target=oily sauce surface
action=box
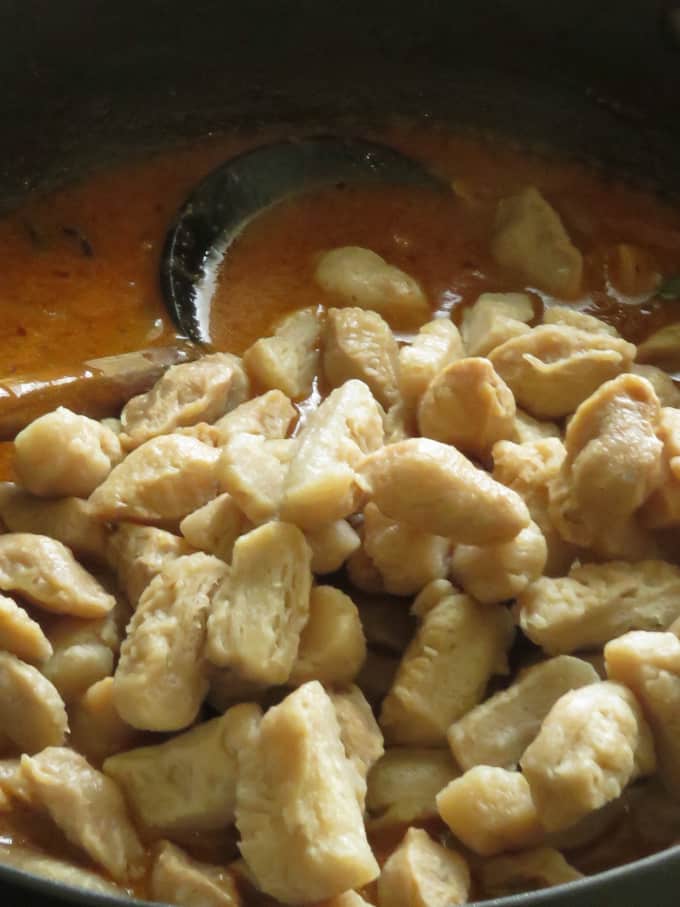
[1,122,680,895]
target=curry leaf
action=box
[658,275,680,300]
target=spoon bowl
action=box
[161,136,449,343]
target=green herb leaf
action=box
[658,275,680,300]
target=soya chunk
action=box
[213,389,296,443]
[104,705,260,833]
[437,767,542,856]
[106,523,194,607]
[641,406,680,528]
[206,522,312,684]
[549,374,662,556]
[605,631,680,796]
[377,827,470,907]
[0,843,123,895]
[0,484,109,563]
[69,677,139,763]
[218,435,295,523]
[489,325,636,419]
[517,560,680,654]
[380,592,514,745]
[492,438,575,576]
[243,307,321,400]
[478,847,582,898]
[120,352,249,449]
[281,380,384,531]
[461,292,533,357]
[491,187,583,297]
[89,433,220,525]
[448,656,600,771]
[20,747,143,882]
[235,681,379,903]
[512,410,561,445]
[520,681,656,831]
[42,600,129,701]
[360,438,530,545]
[0,534,115,618]
[114,553,228,731]
[361,502,450,597]
[289,586,366,687]
[315,246,429,328]
[450,520,547,605]
[330,685,384,782]
[418,357,515,460]
[14,407,122,498]
[631,364,680,408]
[323,307,401,409]
[0,594,52,663]
[543,305,619,336]
[150,841,241,907]
[0,652,67,753]
[366,748,458,831]
[399,319,464,416]
[180,493,248,562]
[306,520,361,575]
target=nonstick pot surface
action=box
[0,1,679,905]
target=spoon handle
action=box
[0,344,199,440]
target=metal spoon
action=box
[160,136,449,343]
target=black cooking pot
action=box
[1,1,679,905]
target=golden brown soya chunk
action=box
[180,492,248,563]
[235,681,379,904]
[0,843,123,895]
[489,325,636,420]
[329,685,384,783]
[0,593,51,664]
[491,186,583,297]
[450,520,547,605]
[360,438,530,545]
[89,434,220,525]
[361,502,450,597]
[0,651,67,753]
[437,766,542,856]
[0,533,115,618]
[212,388,296,443]
[315,246,430,327]
[0,483,109,563]
[605,631,680,796]
[631,364,680,408]
[120,352,249,449]
[543,305,619,336]
[20,747,144,882]
[492,437,575,576]
[150,840,241,907]
[114,552,228,731]
[280,379,384,531]
[512,409,561,444]
[478,847,583,899]
[14,407,122,498]
[366,747,458,831]
[378,827,470,907]
[104,704,260,834]
[418,357,516,460]
[206,522,312,685]
[448,655,600,771]
[306,519,361,574]
[517,560,680,654]
[549,374,662,557]
[380,592,514,745]
[218,435,295,523]
[106,523,194,607]
[323,307,401,409]
[289,586,366,687]
[243,307,321,399]
[398,319,464,416]
[69,677,139,763]
[520,681,656,832]
[641,406,680,528]
[461,292,533,357]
